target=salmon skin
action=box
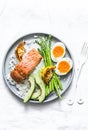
[10,48,42,83]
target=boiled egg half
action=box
[55,57,73,76]
[51,42,65,62]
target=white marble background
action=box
[1,0,88,129]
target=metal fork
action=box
[67,42,88,105]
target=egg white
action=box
[51,42,65,62]
[55,57,73,76]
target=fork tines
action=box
[81,42,88,58]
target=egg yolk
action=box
[53,46,64,58]
[58,61,70,73]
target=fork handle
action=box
[76,82,84,104]
[67,63,84,105]
[75,63,85,104]
[76,63,84,84]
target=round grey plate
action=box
[2,33,74,103]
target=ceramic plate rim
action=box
[2,32,74,104]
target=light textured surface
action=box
[1,0,88,129]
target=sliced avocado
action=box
[35,70,45,102]
[24,75,35,103]
[31,89,41,99]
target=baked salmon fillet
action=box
[10,48,42,83]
